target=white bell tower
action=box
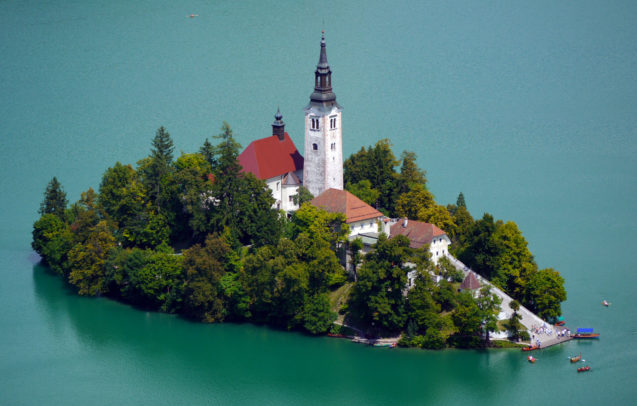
[303,31,343,198]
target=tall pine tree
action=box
[39,177,68,220]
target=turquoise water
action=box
[1,0,636,404]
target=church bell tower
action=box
[303,31,343,198]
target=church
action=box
[237,33,450,267]
[238,31,343,212]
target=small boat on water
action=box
[573,328,600,339]
[602,300,610,307]
[528,356,536,363]
[570,353,582,363]
[522,345,539,352]
[373,342,396,348]
[554,316,566,326]
[577,366,591,373]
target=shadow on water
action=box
[30,263,529,404]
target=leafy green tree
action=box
[199,138,217,169]
[292,185,314,206]
[406,271,441,332]
[395,184,434,219]
[506,300,523,340]
[32,214,74,275]
[303,293,336,334]
[348,234,411,334]
[344,139,400,214]
[68,188,101,243]
[271,263,309,327]
[457,213,502,280]
[141,126,175,212]
[349,237,363,280]
[450,291,483,348]
[346,180,380,206]
[126,245,183,312]
[422,327,446,349]
[67,220,117,296]
[182,234,233,322]
[475,286,501,345]
[490,221,536,296]
[449,205,474,245]
[39,177,68,220]
[456,192,466,208]
[524,268,566,319]
[398,151,427,193]
[417,204,456,235]
[105,247,152,298]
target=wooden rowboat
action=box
[577,366,591,373]
[570,353,581,363]
[522,345,539,352]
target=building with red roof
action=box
[238,109,304,212]
[389,218,451,264]
[310,188,384,236]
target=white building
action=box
[388,218,452,288]
[303,31,344,197]
[238,109,304,213]
[310,188,385,237]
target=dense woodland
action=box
[32,123,566,349]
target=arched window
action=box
[312,143,318,151]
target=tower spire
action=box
[272,107,285,140]
[309,30,338,107]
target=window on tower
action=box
[330,143,335,150]
[312,143,318,151]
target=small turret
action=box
[272,107,285,140]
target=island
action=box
[31,33,566,350]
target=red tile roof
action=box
[389,219,446,249]
[238,133,303,180]
[310,188,384,224]
[460,272,481,290]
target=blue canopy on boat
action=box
[577,328,594,333]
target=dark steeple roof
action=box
[272,107,285,140]
[308,31,340,110]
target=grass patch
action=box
[490,340,526,349]
[329,282,354,313]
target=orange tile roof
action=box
[389,219,447,249]
[460,271,481,290]
[238,133,303,180]
[310,188,383,224]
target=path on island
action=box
[446,254,571,349]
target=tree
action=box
[490,221,536,296]
[450,292,483,348]
[199,138,216,169]
[456,192,466,208]
[144,126,174,211]
[32,214,74,275]
[39,177,68,220]
[417,204,456,235]
[475,286,501,345]
[349,237,363,280]
[126,245,183,312]
[506,300,523,340]
[347,234,411,334]
[182,234,233,322]
[292,185,314,207]
[398,151,427,194]
[524,268,566,320]
[67,220,117,296]
[346,180,380,206]
[395,184,434,219]
[303,293,336,334]
[343,139,400,214]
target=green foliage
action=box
[143,126,175,212]
[32,214,74,275]
[524,268,566,319]
[67,220,117,296]
[399,151,426,188]
[39,177,68,220]
[182,234,232,322]
[456,192,466,208]
[303,293,336,334]
[450,292,483,348]
[292,185,314,207]
[417,204,456,235]
[475,286,502,344]
[343,139,400,214]
[346,180,380,206]
[395,184,434,220]
[348,235,411,334]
